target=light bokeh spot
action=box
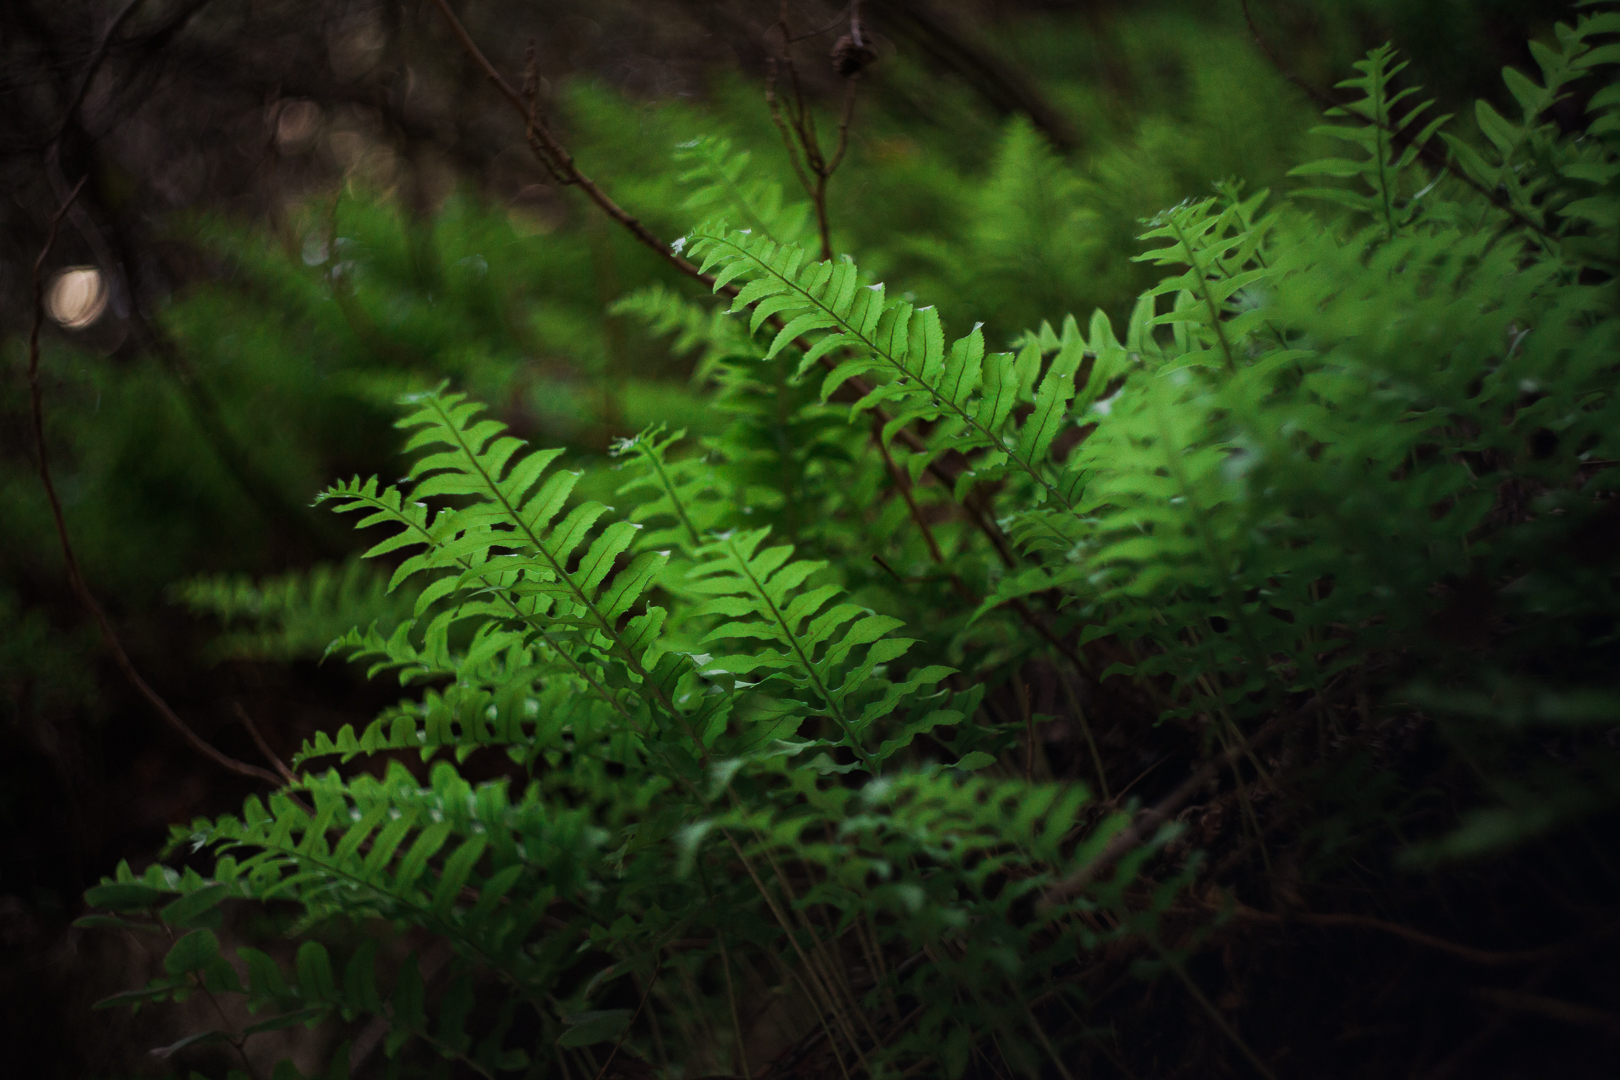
[46,267,107,330]
[276,100,322,153]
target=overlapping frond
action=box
[684,225,1133,519]
[314,388,721,757]
[1287,44,1452,234]
[675,134,812,246]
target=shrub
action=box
[83,10,1620,1079]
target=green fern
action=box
[82,29,1620,1080]
[171,558,413,662]
[1287,43,1452,235]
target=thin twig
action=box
[765,3,864,261]
[55,0,152,141]
[1020,1000,1079,1080]
[1041,694,1330,909]
[724,829,861,1072]
[28,179,281,789]
[1202,895,1608,967]
[828,76,861,178]
[429,0,706,281]
[194,973,267,1080]
[233,702,295,784]
[591,962,663,1080]
[1150,937,1280,1080]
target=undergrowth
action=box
[79,8,1620,1079]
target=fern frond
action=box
[1134,184,1288,371]
[316,388,727,762]
[683,527,953,770]
[1288,44,1453,235]
[685,226,1100,519]
[614,425,732,554]
[675,134,811,246]
[171,557,414,662]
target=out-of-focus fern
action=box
[1287,44,1453,235]
[676,135,811,247]
[172,558,413,662]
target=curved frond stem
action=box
[1163,212,1238,374]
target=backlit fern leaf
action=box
[686,527,954,769]
[685,225,1115,517]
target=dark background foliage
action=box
[2,2,1611,1078]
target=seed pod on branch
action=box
[831,31,875,77]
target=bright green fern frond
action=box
[316,388,726,762]
[1134,184,1287,371]
[613,425,733,554]
[684,225,1092,518]
[683,526,953,770]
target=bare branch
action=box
[55,0,151,141]
[428,0,707,281]
[28,179,282,788]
